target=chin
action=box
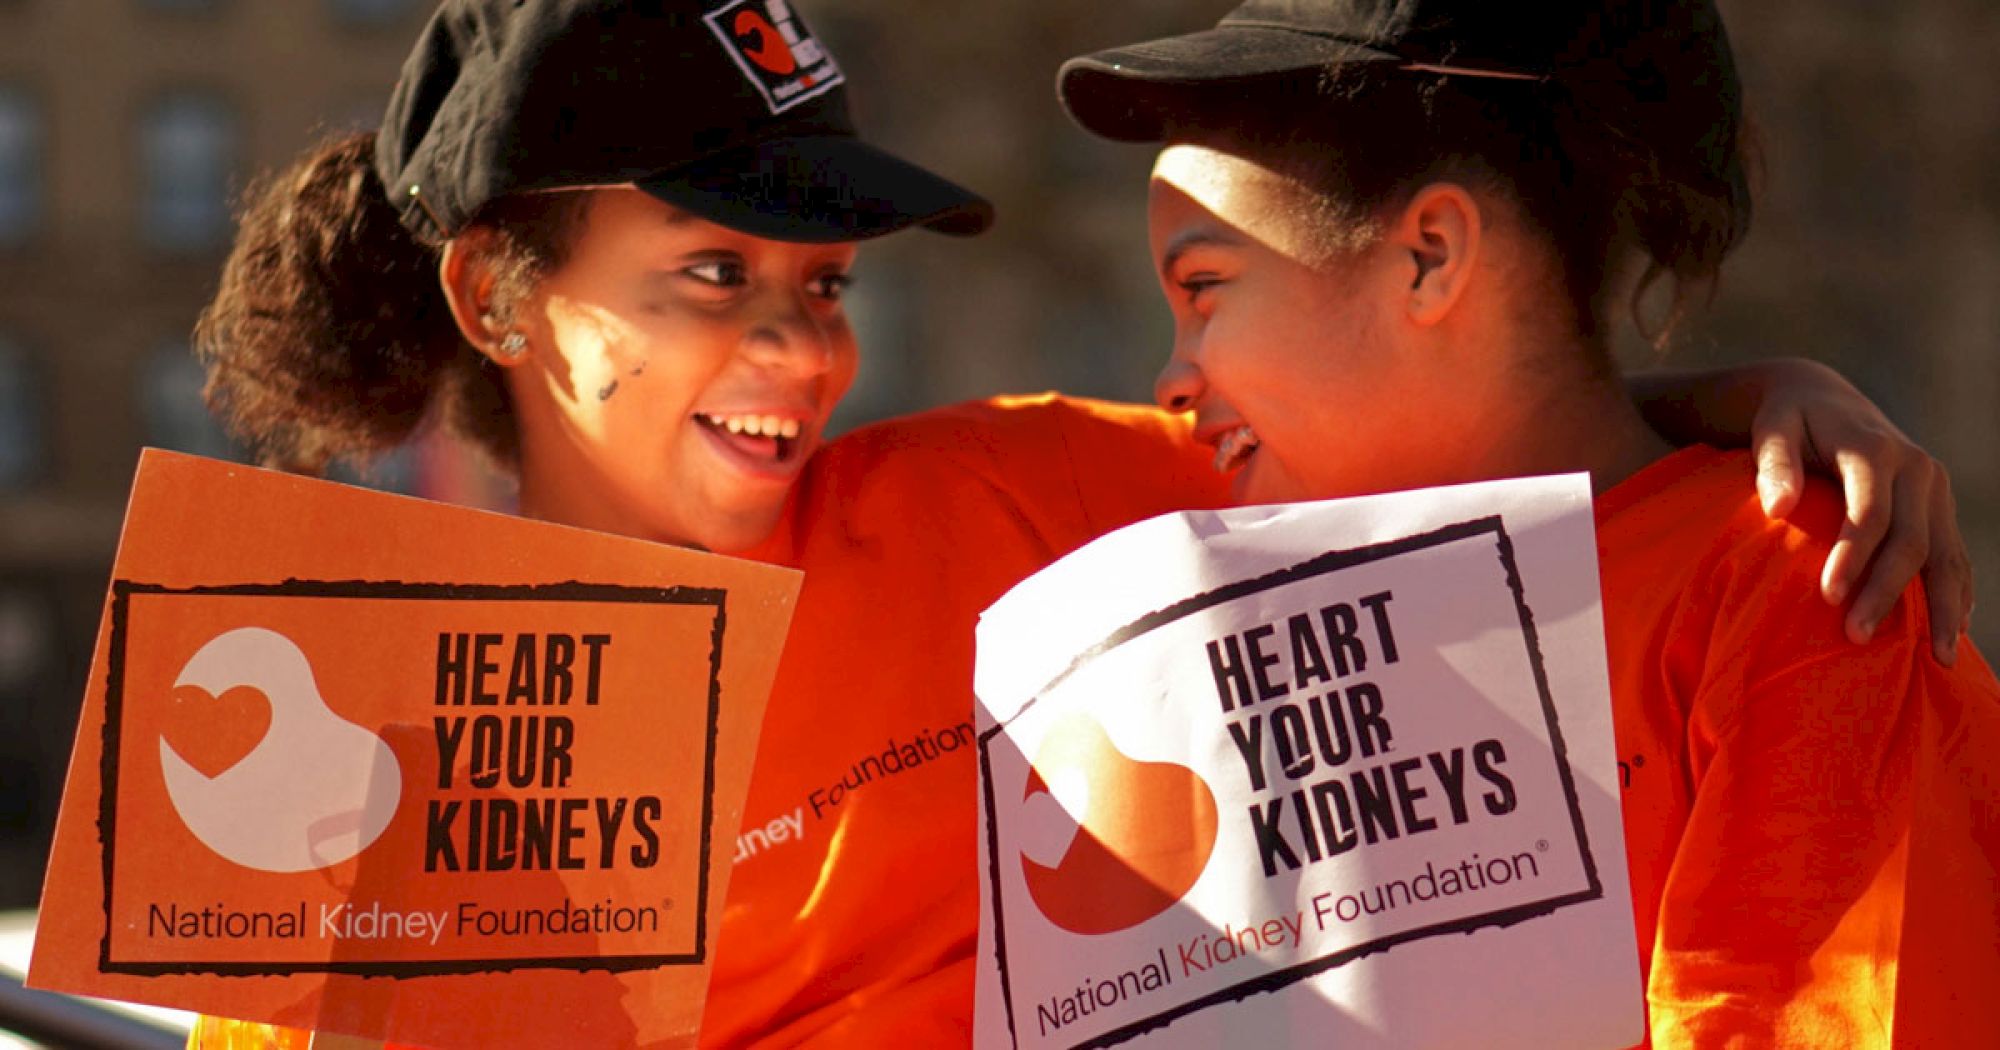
[681,501,787,555]
[1234,461,1310,507]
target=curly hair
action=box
[194,131,590,473]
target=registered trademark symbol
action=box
[1535,839,1550,852]
[661,898,674,911]
[1632,754,1645,768]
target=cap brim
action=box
[1060,26,1398,142]
[637,136,993,244]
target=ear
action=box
[1387,182,1482,327]
[438,231,522,366]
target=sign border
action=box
[97,578,730,979]
[977,516,1606,1048]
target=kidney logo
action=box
[730,8,797,75]
[1020,713,1219,935]
[158,627,401,873]
[703,0,845,115]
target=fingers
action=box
[1921,473,1973,665]
[1822,447,1894,609]
[1751,406,1806,518]
[1838,485,1926,646]
[1923,558,1968,666]
[1765,368,1968,657]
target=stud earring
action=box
[496,331,529,360]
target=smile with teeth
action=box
[697,413,802,440]
[694,411,807,467]
[1214,425,1261,474]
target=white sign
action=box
[973,475,1642,1050]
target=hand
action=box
[1749,361,1973,664]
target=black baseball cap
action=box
[1058,0,1745,197]
[377,0,993,244]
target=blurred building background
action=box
[0,0,1993,909]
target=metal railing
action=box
[0,971,182,1050]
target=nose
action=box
[1154,356,1205,415]
[740,296,836,378]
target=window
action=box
[0,583,60,857]
[140,92,237,253]
[0,87,40,245]
[139,341,241,460]
[0,338,46,489]
[327,0,416,28]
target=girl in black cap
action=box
[1060,0,1998,1043]
[189,0,1973,1047]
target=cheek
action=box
[1205,306,1322,419]
[601,315,738,404]
[1209,301,1375,482]
[825,328,861,407]
[539,304,643,401]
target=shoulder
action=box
[828,393,1192,464]
[808,394,1110,507]
[1604,447,1931,728]
[1605,446,1851,612]
[1672,449,1855,633]
[784,395,1122,561]
[810,394,1225,552]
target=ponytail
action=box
[1617,113,1757,350]
[196,131,515,472]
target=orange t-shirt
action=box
[1598,444,2000,1048]
[710,435,2000,1047]
[188,416,1999,1048]
[700,395,1224,1046]
[187,394,1222,1050]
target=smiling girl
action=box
[442,189,862,552]
[1059,0,2000,1043]
[184,1,1979,1046]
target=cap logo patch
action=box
[705,0,845,115]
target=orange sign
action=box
[31,450,801,1049]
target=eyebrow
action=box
[1160,229,1244,274]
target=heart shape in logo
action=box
[1021,713,1220,935]
[162,683,273,780]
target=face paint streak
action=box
[598,380,619,402]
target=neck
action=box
[1505,371,1671,494]
[513,433,781,556]
[1474,341,1672,495]
[514,448,647,539]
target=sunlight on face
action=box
[1148,144,1416,506]
[1151,145,1331,268]
[505,188,860,552]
